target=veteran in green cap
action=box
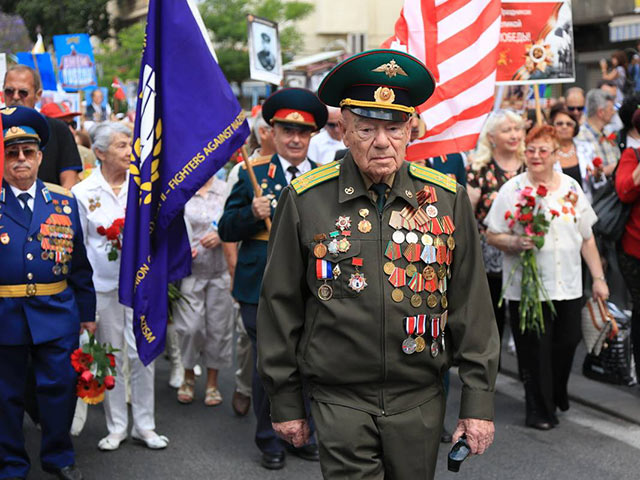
[256,50,499,479]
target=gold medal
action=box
[406,264,417,277]
[337,237,351,253]
[318,283,333,301]
[423,265,436,281]
[313,243,328,258]
[55,206,62,213]
[437,265,447,279]
[447,236,456,250]
[0,233,9,245]
[422,234,433,246]
[410,294,422,308]
[37,233,43,241]
[359,208,370,218]
[415,336,426,353]
[358,219,372,233]
[427,293,438,308]
[41,251,49,260]
[391,288,404,303]
[441,294,448,309]
[383,261,396,275]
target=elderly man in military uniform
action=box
[219,88,327,470]
[256,50,499,479]
[0,106,96,480]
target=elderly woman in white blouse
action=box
[484,125,609,431]
[72,122,168,451]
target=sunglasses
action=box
[554,121,575,128]
[3,87,31,99]
[326,122,339,129]
[5,145,38,160]
[567,105,584,112]
[66,120,77,129]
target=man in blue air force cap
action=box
[0,106,96,480]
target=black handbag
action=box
[591,149,636,242]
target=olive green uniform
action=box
[257,153,499,479]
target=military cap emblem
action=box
[372,59,408,78]
[373,87,395,105]
[2,107,16,115]
[285,111,303,122]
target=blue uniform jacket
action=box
[219,154,316,304]
[0,179,96,345]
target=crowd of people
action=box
[1,45,640,480]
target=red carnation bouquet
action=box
[501,184,559,334]
[71,334,118,405]
[97,217,125,261]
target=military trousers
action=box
[0,333,78,478]
[310,393,444,480]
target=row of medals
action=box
[311,186,455,358]
[39,213,74,276]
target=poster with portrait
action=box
[497,0,575,85]
[247,15,283,85]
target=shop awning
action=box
[609,15,640,42]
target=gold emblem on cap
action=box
[372,59,408,78]
[1,107,17,115]
[285,111,303,121]
[373,87,395,105]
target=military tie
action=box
[287,165,299,182]
[370,183,388,214]
[17,192,33,223]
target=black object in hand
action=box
[447,434,470,472]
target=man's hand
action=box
[272,419,310,448]
[252,195,272,220]
[452,418,494,455]
[200,231,221,249]
[80,322,97,336]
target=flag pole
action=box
[241,145,272,232]
[533,84,543,126]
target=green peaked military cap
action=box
[317,49,435,122]
[262,87,328,131]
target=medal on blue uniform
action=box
[0,232,9,245]
[316,259,334,301]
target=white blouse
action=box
[484,172,597,301]
[72,168,128,293]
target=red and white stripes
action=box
[382,0,501,159]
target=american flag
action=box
[382,0,501,159]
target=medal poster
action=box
[496,0,575,85]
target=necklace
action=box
[556,147,576,159]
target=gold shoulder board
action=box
[408,163,457,193]
[241,155,272,169]
[291,161,341,195]
[43,182,73,198]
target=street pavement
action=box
[23,331,640,480]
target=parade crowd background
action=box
[2,0,640,478]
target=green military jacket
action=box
[257,152,499,423]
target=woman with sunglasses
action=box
[550,104,603,201]
[484,125,609,431]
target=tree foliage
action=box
[0,13,33,55]
[94,22,145,86]
[199,0,314,85]
[0,0,111,43]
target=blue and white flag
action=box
[119,0,250,365]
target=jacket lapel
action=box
[0,180,30,229]
[29,180,52,236]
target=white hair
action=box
[90,121,132,154]
[469,110,525,171]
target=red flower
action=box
[113,218,125,229]
[96,226,106,235]
[106,353,116,368]
[105,225,120,240]
[80,370,94,383]
[520,212,533,222]
[104,375,116,390]
[592,157,603,168]
[76,378,106,399]
[526,196,536,207]
[70,349,93,373]
[504,210,513,220]
[536,185,548,197]
[550,209,560,217]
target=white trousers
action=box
[96,290,155,435]
[173,274,234,370]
